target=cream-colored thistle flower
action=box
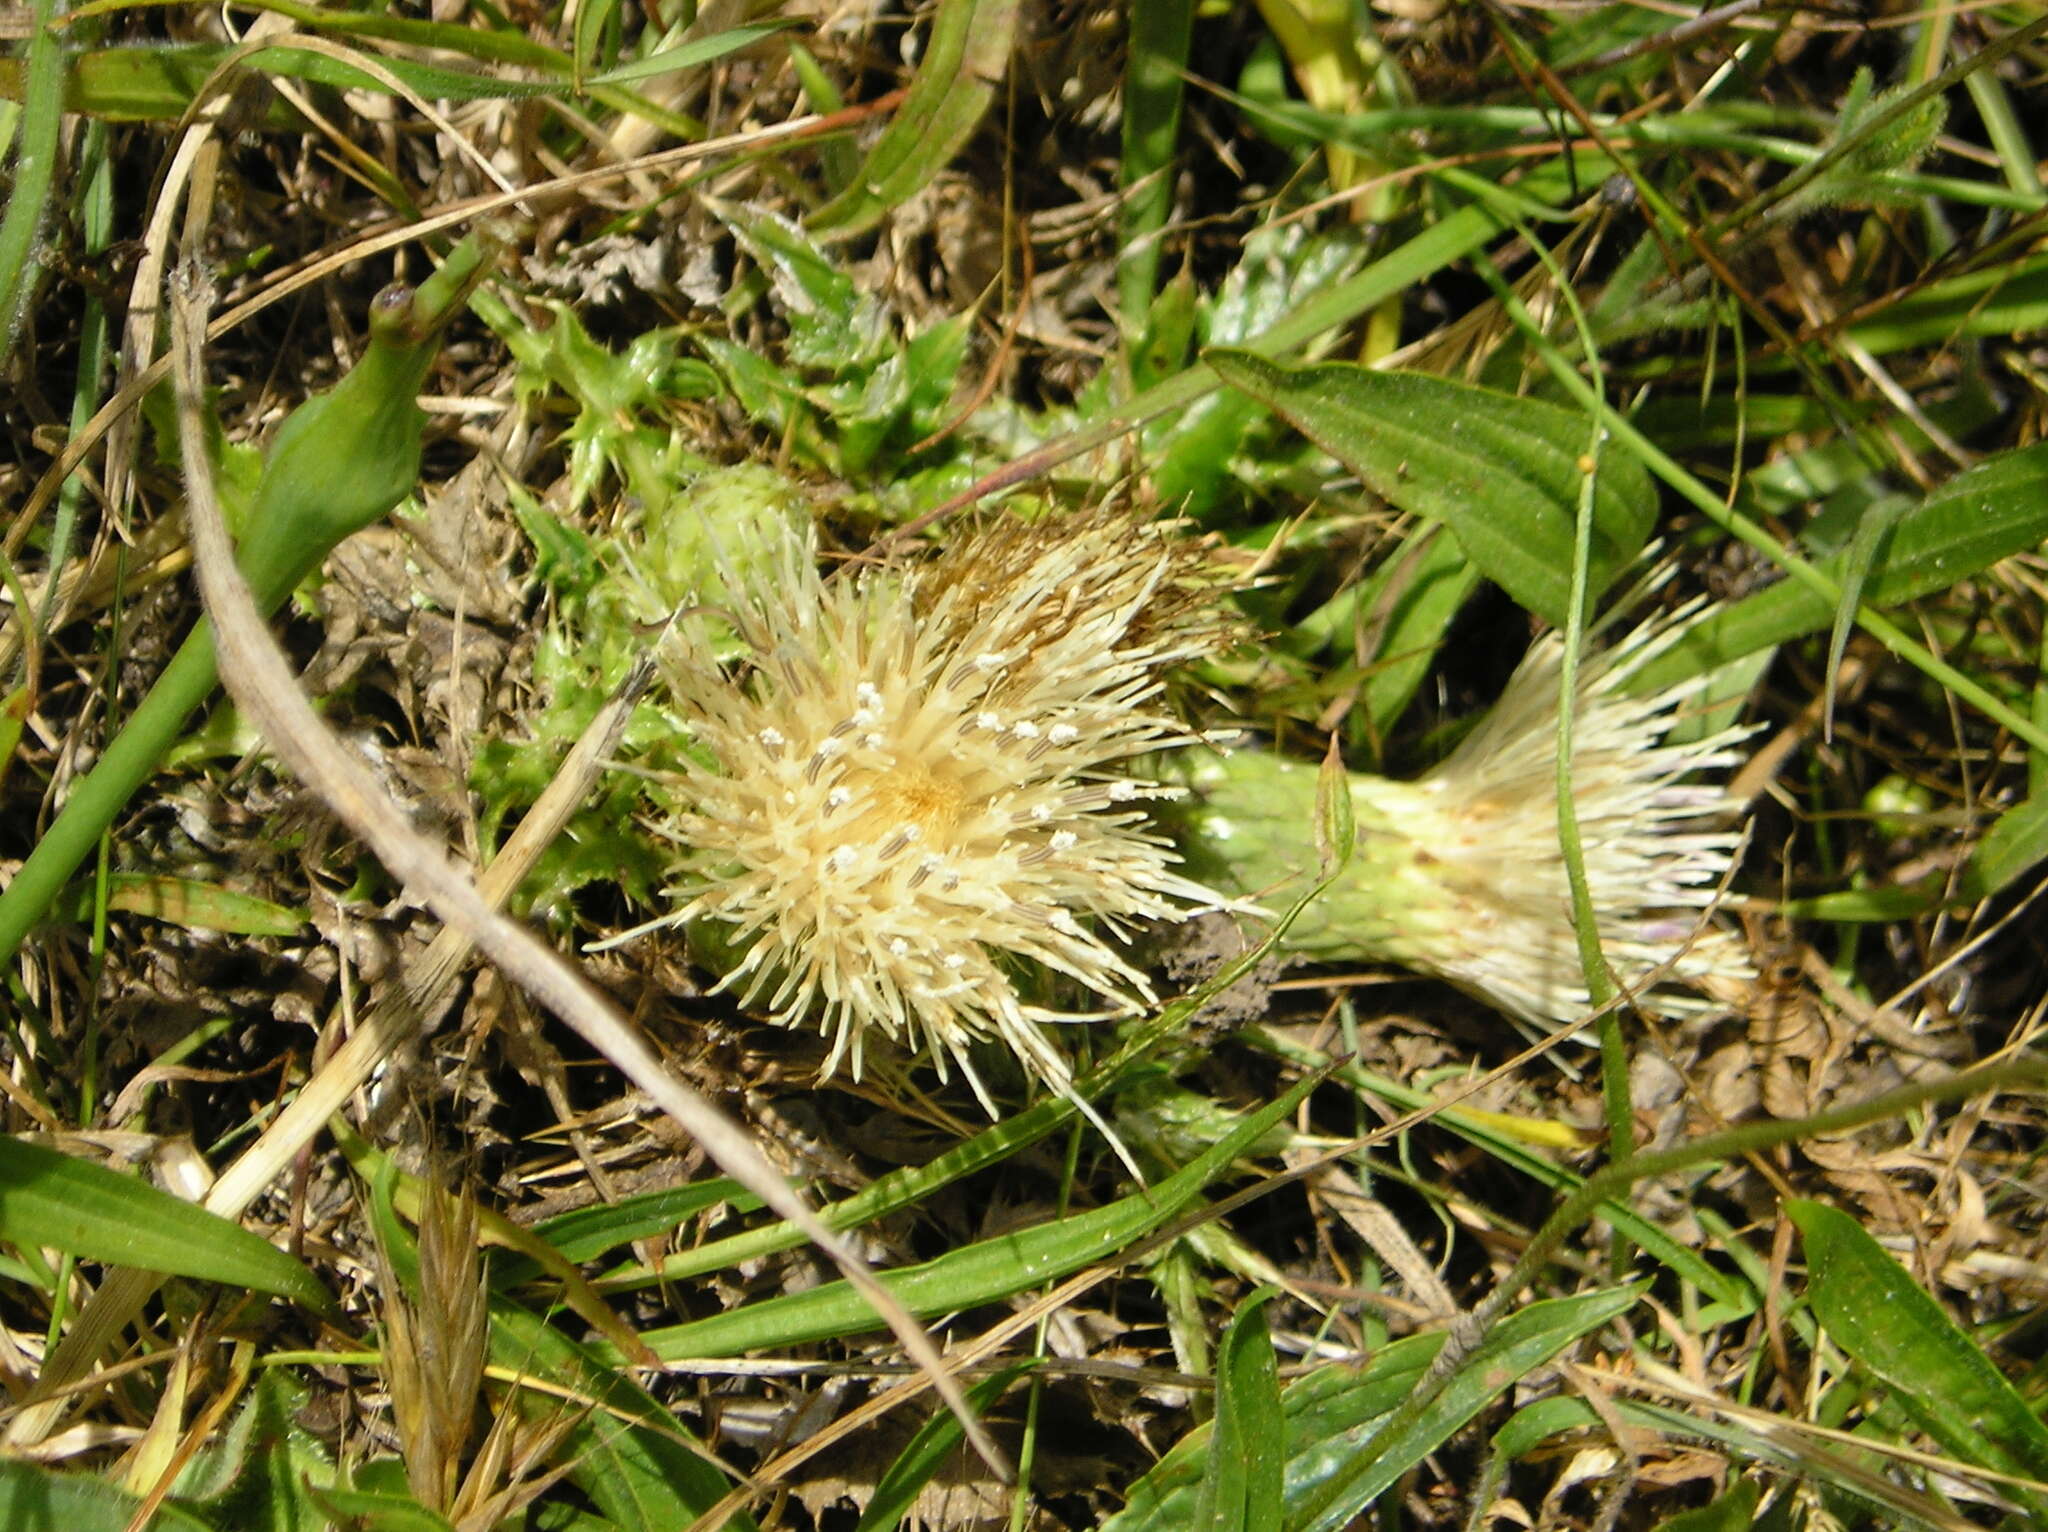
[1179,599,1754,1027]
[635,509,1241,1105]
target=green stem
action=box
[0,233,499,972]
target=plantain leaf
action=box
[1207,349,1654,623]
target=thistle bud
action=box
[1177,606,1754,1026]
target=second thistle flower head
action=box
[1180,597,1754,1028]
[645,507,1241,1104]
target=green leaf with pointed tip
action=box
[854,1365,1034,1532]
[1789,1198,2048,1520]
[54,873,306,938]
[0,1138,331,1318]
[0,1137,334,1314]
[1206,349,1654,623]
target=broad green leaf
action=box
[1105,1285,1640,1531]
[633,1071,1320,1360]
[1206,349,1655,623]
[1194,1288,1283,1532]
[0,1462,216,1532]
[1641,440,2048,690]
[853,1365,1033,1532]
[809,0,1020,236]
[0,1137,334,1314]
[1789,1198,2048,1519]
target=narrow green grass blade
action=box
[584,24,796,88]
[0,0,64,360]
[1288,1285,1642,1532]
[1106,1286,1640,1530]
[1820,492,1911,739]
[1639,439,2048,690]
[507,1178,752,1276]
[808,0,1020,236]
[0,1137,334,1313]
[633,1071,1320,1361]
[1194,1288,1283,1532]
[571,0,621,84]
[6,30,775,123]
[1118,0,1197,343]
[852,1364,1033,1532]
[1789,1198,2048,1518]
[51,873,306,938]
[1206,350,1654,624]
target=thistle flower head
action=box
[1183,598,1754,1027]
[640,508,1240,1104]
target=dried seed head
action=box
[640,508,1242,1105]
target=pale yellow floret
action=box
[642,509,1241,1108]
